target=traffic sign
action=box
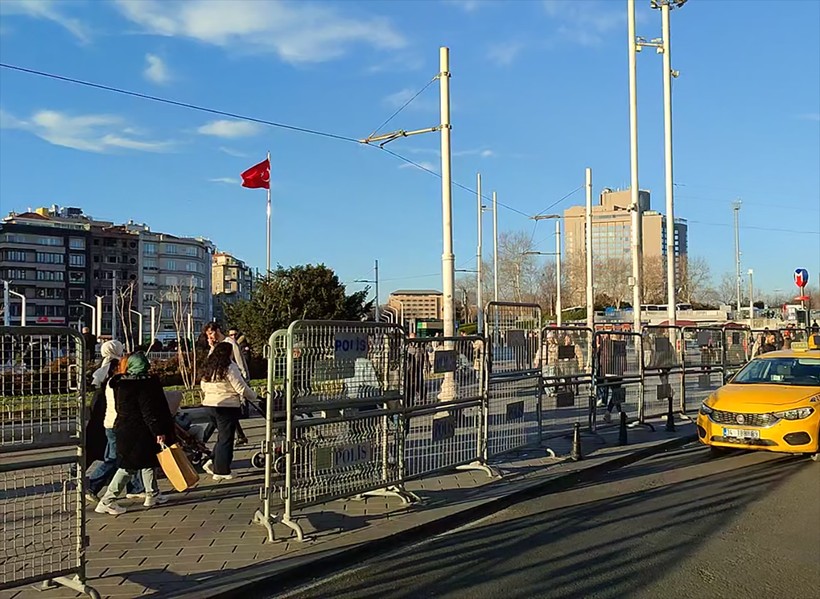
[794,268,809,288]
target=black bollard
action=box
[618,411,628,446]
[571,422,583,461]
[665,396,676,432]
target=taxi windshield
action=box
[732,357,820,386]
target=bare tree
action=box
[679,256,713,304]
[641,255,666,305]
[715,272,738,305]
[115,280,137,353]
[166,278,197,389]
[595,257,632,309]
[498,231,539,302]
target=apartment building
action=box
[212,252,254,324]
[387,290,444,321]
[0,208,91,326]
[563,188,688,281]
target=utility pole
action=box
[439,46,455,341]
[476,173,484,334]
[3,280,9,326]
[150,304,157,344]
[628,0,643,333]
[555,219,562,326]
[585,167,594,331]
[96,295,103,341]
[112,270,118,341]
[374,259,380,323]
[657,0,684,332]
[733,200,742,316]
[748,269,754,329]
[493,191,499,303]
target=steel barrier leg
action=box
[358,412,419,504]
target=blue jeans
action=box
[87,429,144,496]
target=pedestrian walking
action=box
[86,341,145,502]
[203,323,250,446]
[82,326,97,363]
[95,353,175,516]
[200,342,258,481]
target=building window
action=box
[2,250,28,262]
[107,255,118,263]
[183,246,198,257]
[69,254,85,267]
[4,268,28,279]
[163,243,178,255]
[69,238,85,250]
[68,288,84,300]
[37,270,64,282]
[69,271,86,284]
[36,287,65,299]
[144,274,157,285]
[186,262,201,273]
[165,275,179,287]
[144,242,158,255]
[36,252,64,264]
[144,258,158,269]
[166,259,177,271]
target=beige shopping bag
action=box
[157,443,199,492]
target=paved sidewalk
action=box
[1,415,696,599]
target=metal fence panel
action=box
[485,303,542,457]
[592,331,642,424]
[0,327,97,598]
[641,371,683,420]
[279,321,410,541]
[723,326,751,370]
[680,327,724,371]
[641,325,683,373]
[403,336,489,480]
[539,327,593,439]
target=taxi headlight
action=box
[772,407,814,420]
[699,402,714,416]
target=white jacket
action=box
[201,362,257,408]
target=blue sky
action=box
[1,0,818,301]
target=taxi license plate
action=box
[722,428,760,439]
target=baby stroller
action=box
[174,411,213,467]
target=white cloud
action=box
[218,146,249,157]
[447,0,484,12]
[209,177,239,184]
[143,53,171,84]
[0,108,173,153]
[0,0,90,43]
[453,147,496,158]
[797,113,820,122]
[543,0,624,46]
[114,0,406,63]
[197,120,260,138]
[383,88,437,113]
[487,41,524,66]
[399,160,438,173]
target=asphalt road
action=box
[270,444,820,599]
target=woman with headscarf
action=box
[86,340,145,502]
[95,352,175,516]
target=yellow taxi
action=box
[697,333,820,461]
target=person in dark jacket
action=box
[95,352,175,516]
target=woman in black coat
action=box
[95,352,175,516]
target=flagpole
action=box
[266,150,271,275]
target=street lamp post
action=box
[355,259,381,322]
[7,286,26,327]
[79,301,97,335]
[531,214,562,325]
[585,167,594,332]
[95,295,103,341]
[748,269,754,329]
[130,309,144,347]
[628,0,644,333]
[2,280,9,326]
[476,173,485,334]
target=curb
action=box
[169,433,697,599]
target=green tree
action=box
[224,264,373,353]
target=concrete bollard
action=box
[618,411,628,446]
[571,422,583,461]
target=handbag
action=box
[157,442,200,492]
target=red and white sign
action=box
[35,317,66,324]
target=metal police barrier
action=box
[253,328,289,542]
[538,326,594,440]
[402,335,494,480]
[680,326,724,413]
[262,321,412,542]
[748,328,809,358]
[592,330,643,428]
[641,325,684,420]
[0,327,99,598]
[723,326,752,379]
[485,302,543,457]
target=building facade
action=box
[387,290,444,321]
[563,188,688,288]
[1,206,217,343]
[212,252,254,325]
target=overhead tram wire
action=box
[0,62,534,220]
[528,184,585,244]
[367,76,438,139]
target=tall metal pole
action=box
[266,150,272,274]
[585,167,594,331]
[556,219,563,327]
[95,295,103,340]
[3,280,10,326]
[111,270,118,341]
[476,173,484,334]
[8,290,27,326]
[439,46,455,340]
[80,301,97,336]
[748,269,754,329]
[733,200,742,315]
[150,305,157,344]
[661,0,677,330]
[493,191,499,303]
[628,0,643,332]
[374,259,380,322]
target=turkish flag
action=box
[240,158,270,189]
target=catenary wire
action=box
[0,62,535,220]
[367,76,438,139]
